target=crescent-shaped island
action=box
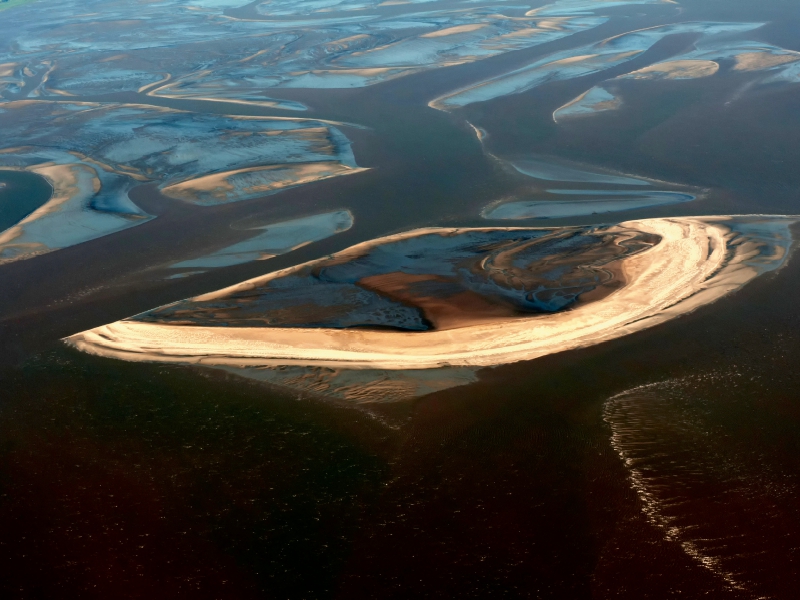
[65,216,794,371]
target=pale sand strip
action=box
[160,162,367,205]
[65,217,785,370]
[0,163,89,251]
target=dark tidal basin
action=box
[2,0,800,597]
[0,171,51,232]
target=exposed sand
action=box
[66,217,791,370]
[421,24,488,38]
[733,51,800,71]
[160,162,367,205]
[553,86,621,121]
[0,163,87,254]
[624,59,720,80]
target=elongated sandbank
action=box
[65,217,794,370]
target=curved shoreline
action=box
[65,217,794,370]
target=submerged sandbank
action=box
[171,210,353,269]
[509,158,651,185]
[484,191,695,219]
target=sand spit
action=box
[66,217,794,370]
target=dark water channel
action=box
[2,0,800,598]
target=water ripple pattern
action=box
[604,376,800,597]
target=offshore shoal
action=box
[65,216,794,370]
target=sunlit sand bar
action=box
[67,216,795,370]
[553,60,718,121]
[430,22,762,110]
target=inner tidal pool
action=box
[0,170,52,232]
[2,0,800,598]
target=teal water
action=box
[0,170,52,232]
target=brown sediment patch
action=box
[66,218,791,371]
[149,225,652,331]
[358,272,519,330]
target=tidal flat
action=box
[0,102,362,263]
[3,0,800,597]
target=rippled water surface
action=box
[2,0,800,597]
